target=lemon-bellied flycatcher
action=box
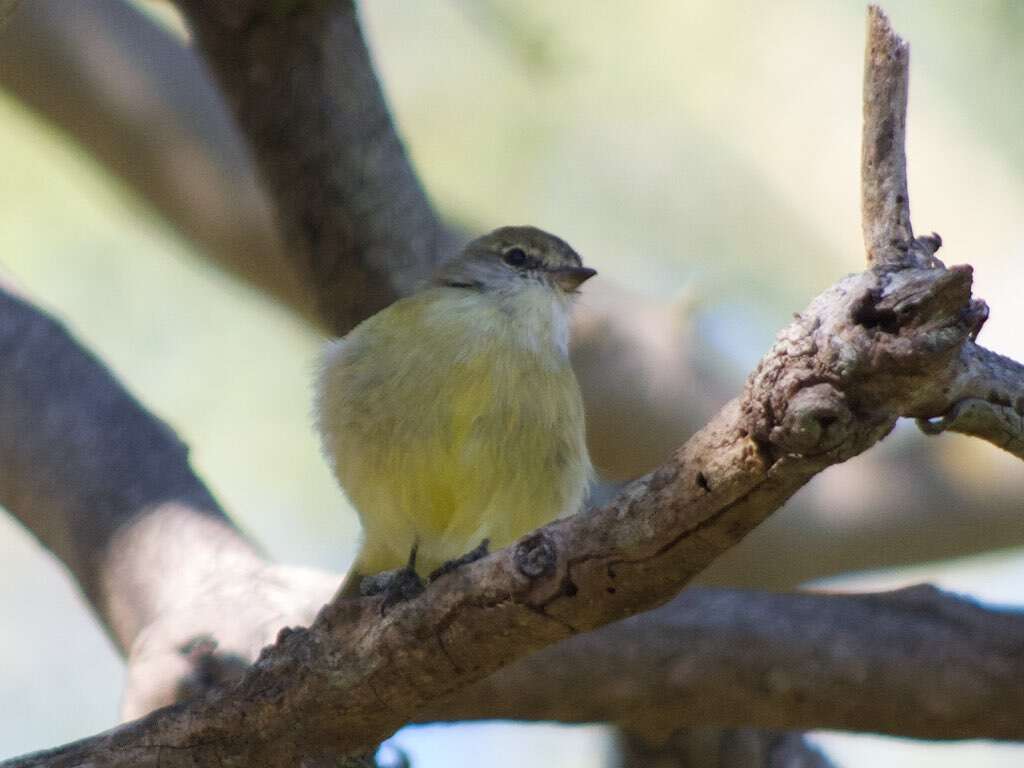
[316,226,595,597]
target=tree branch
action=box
[0,286,254,654]
[425,586,1024,741]
[174,0,459,335]
[916,342,1024,459]
[861,5,913,267]
[859,7,1024,457]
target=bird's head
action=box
[435,226,597,296]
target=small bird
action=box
[316,226,595,598]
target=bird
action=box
[315,225,596,599]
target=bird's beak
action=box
[551,266,597,292]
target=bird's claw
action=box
[359,566,425,613]
[357,544,424,612]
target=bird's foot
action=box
[428,538,491,583]
[361,567,424,612]
[359,545,424,612]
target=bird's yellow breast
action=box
[316,286,590,576]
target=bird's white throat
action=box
[430,284,573,360]
[497,284,572,358]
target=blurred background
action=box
[1,1,1023,765]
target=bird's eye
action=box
[503,247,528,267]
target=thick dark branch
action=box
[174,0,458,335]
[0,287,256,653]
[427,586,1024,741]
[616,728,836,768]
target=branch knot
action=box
[769,384,852,455]
[514,531,558,580]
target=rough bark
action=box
[857,7,1024,456]
[915,343,1024,459]
[861,6,914,267]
